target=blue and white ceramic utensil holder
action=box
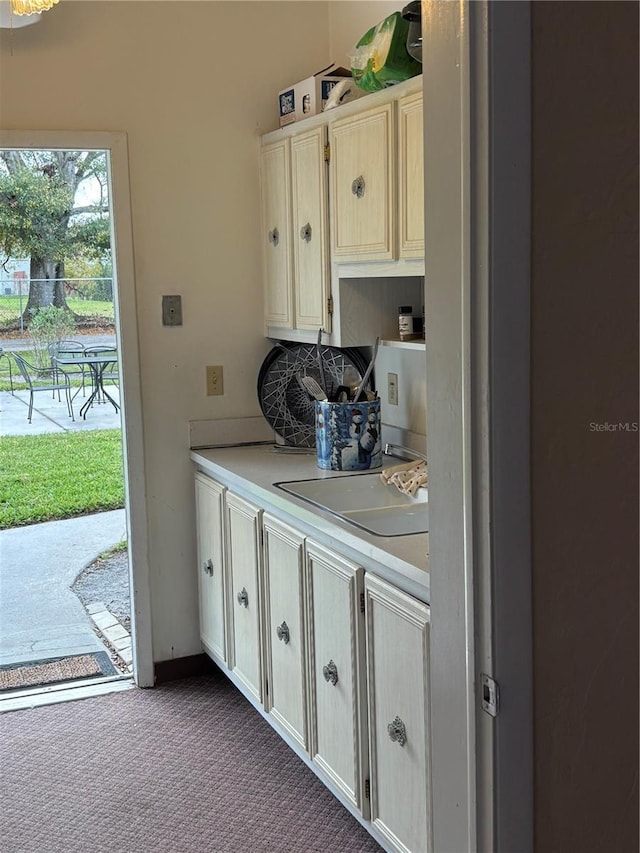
[315,398,382,471]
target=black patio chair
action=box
[0,346,15,395]
[12,352,74,423]
[48,340,88,398]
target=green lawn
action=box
[0,430,125,528]
[0,296,114,327]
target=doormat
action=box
[0,651,117,692]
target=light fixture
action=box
[0,0,58,28]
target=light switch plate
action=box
[162,295,182,326]
[206,365,224,396]
[388,372,398,406]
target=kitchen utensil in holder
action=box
[315,397,382,471]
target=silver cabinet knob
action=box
[268,227,279,247]
[300,222,312,242]
[322,660,338,685]
[202,559,213,576]
[276,621,290,644]
[237,587,249,607]
[387,715,407,746]
[351,175,365,198]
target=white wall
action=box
[328,0,403,67]
[377,345,426,436]
[0,0,331,662]
[0,1,392,665]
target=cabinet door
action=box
[306,541,367,813]
[330,104,395,262]
[398,92,425,259]
[260,138,293,328]
[365,574,431,853]
[262,515,308,750]
[194,473,227,664]
[226,492,264,704]
[291,126,330,332]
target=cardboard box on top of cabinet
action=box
[278,64,365,127]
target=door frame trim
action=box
[0,129,154,688]
[423,2,532,850]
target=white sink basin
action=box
[275,472,428,537]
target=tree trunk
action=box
[53,261,68,309]
[22,257,70,322]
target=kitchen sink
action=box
[275,472,428,537]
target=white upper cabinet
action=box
[330,103,395,262]
[259,77,424,345]
[397,91,425,259]
[291,127,330,331]
[260,127,330,336]
[260,138,293,329]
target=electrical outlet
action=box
[206,365,224,396]
[388,372,398,406]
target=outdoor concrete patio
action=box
[0,354,130,688]
[0,386,121,436]
[0,510,128,668]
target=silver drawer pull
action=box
[268,227,279,247]
[300,222,312,242]
[387,716,407,747]
[202,559,213,576]
[322,660,338,686]
[237,587,249,607]
[351,175,365,198]
[276,621,290,644]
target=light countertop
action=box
[191,444,430,602]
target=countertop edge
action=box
[190,445,430,603]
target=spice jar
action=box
[398,306,414,340]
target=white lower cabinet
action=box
[305,540,368,813]
[365,574,432,853]
[194,473,431,852]
[225,492,264,704]
[262,515,308,751]
[194,473,227,664]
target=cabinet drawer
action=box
[194,473,227,664]
[306,541,367,813]
[365,574,431,853]
[225,492,264,704]
[263,516,308,750]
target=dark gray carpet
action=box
[0,668,382,853]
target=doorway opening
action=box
[0,135,152,706]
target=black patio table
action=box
[54,353,119,419]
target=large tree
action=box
[0,150,111,322]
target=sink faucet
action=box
[384,442,427,463]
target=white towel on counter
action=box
[380,460,428,497]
